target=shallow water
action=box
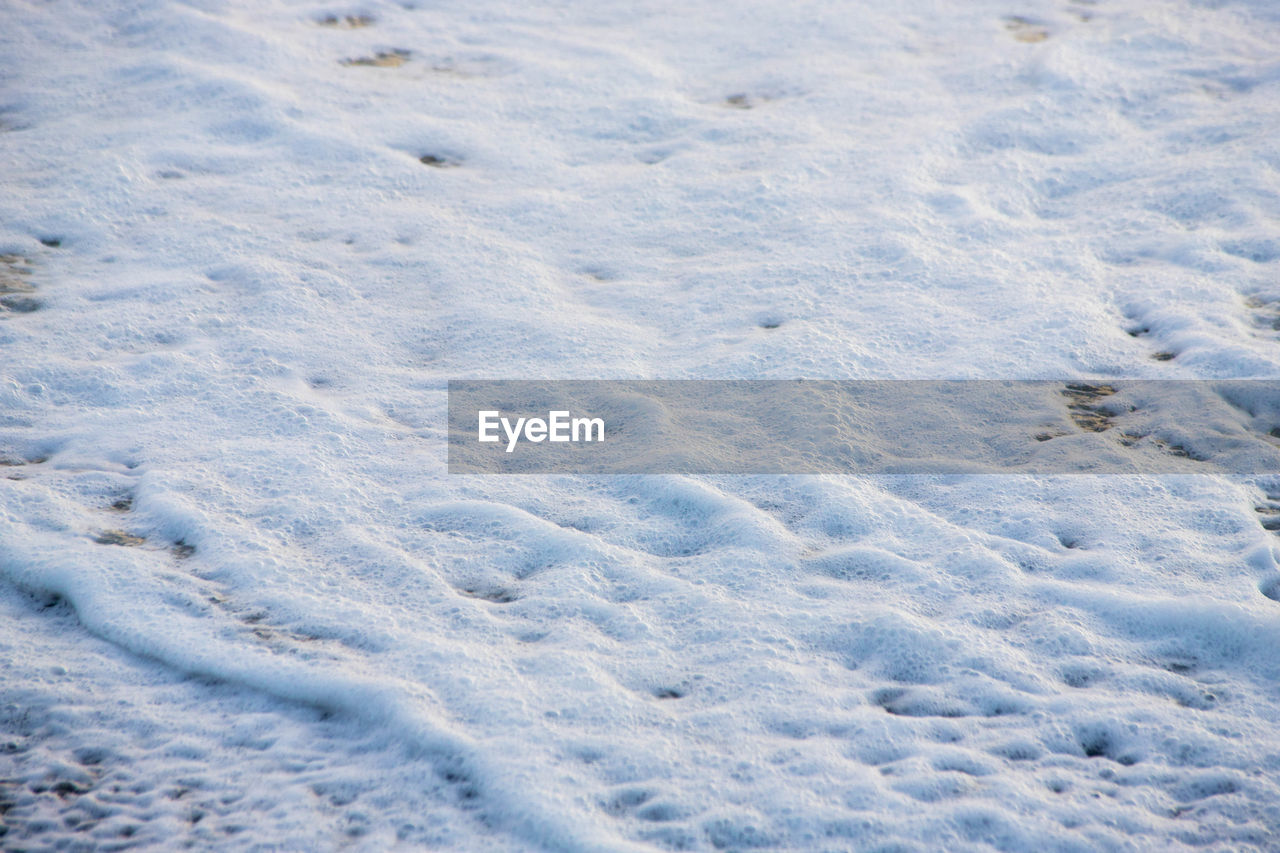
[2,0,1280,849]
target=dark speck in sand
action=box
[318,14,375,28]
[342,49,410,68]
[0,296,41,313]
[95,530,146,547]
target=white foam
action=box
[3,0,1280,848]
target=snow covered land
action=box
[3,0,1280,849]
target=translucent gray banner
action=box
[447,380,1280,475]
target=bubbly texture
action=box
[2,0,1280,849]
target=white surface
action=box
[2,0,1280,848]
